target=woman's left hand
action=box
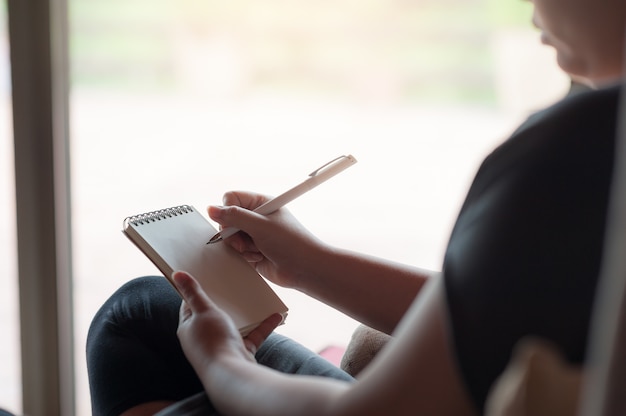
[173,270,283,369]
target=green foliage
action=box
[68,0,537,103]
[0,0,7,25]
[485,0,534,28]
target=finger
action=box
[227,231,255,253]
[243,313,283,354]
[242,339,258,356]
[241,251,265,263]
[207,205,271,242]
[172,271,211,313]
[234,234,265,262]
[179,299,192,324]
[207,191,270,228]
[222,191,271,211]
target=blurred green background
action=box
[69,0,534,103]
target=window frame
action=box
[7,0,74,414]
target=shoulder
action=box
[490,85,619,174]
[514,84,621,136]
[474,84,621,196]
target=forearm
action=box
[203,355,350,416]
[293,244,437,334]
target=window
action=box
[74,0,569,413]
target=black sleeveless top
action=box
[443,85,621,411]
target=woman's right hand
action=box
[207,191,326,289]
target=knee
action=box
[86,276,180,352]
[118,275,176,302]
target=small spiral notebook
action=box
[123,205,288,335]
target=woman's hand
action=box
[207,191,326,288]
[173,270,282,371]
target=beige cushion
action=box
[340,324,392,377]
[485,337,582,416]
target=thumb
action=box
[208,204,269,237]
[172,271,210,313]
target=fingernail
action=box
[208,205,224,219]
[172,270,188,285]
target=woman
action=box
[87,0,626,414]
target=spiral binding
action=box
[125,205,194,227]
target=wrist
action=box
[290,240,338,292]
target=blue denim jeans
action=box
[87,276,353,416]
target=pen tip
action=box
[207,234,222,244]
